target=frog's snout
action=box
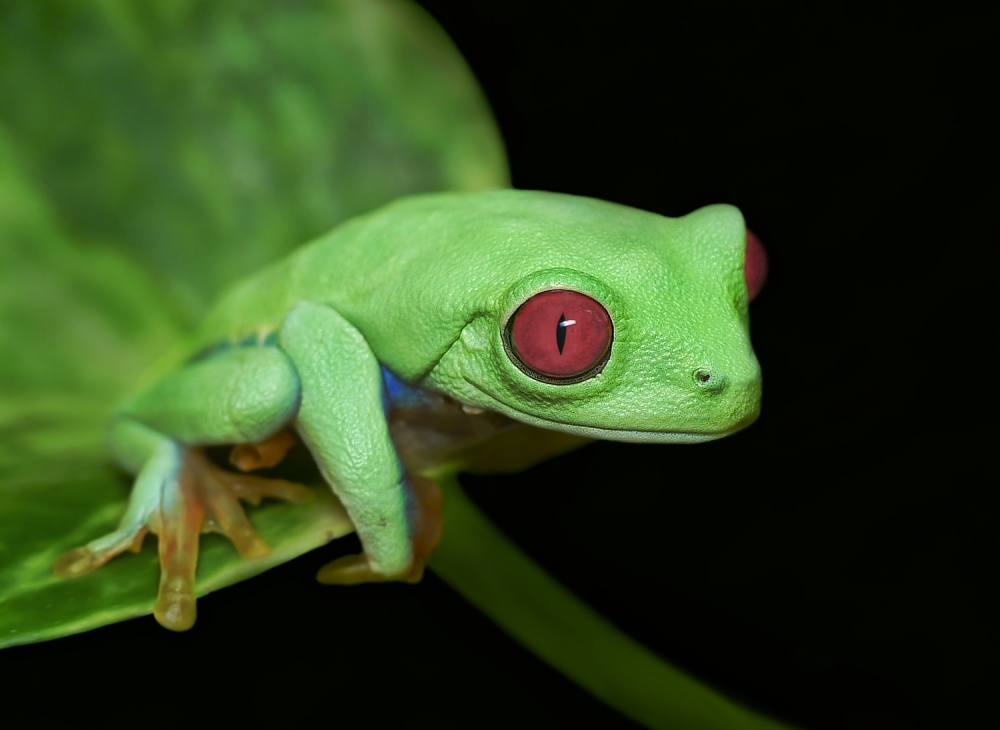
[689,361,762,433]
[692,367,727,394]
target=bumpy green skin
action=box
[123,188,759,577]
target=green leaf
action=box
[0,122,182,486]
[0,0,509,325]
[0,470,353,649]
[0,0,508,646]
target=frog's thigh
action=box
[122,346,300,446]
[278,301,412,577]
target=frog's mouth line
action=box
[463,378,743,445]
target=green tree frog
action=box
[54,188,765,632]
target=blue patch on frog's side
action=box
[381,366,431,412]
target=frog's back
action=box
[176,189,742,385]
[174,199,424,366]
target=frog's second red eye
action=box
[506,289,613,382]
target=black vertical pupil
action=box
[556,313,567,354]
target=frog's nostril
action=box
[693,368,727,393]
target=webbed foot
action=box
[317,474,441,585]
[55,445,310,630]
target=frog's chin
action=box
[464,384,752,444]
[535,421,731,444]
[511,416,742,444]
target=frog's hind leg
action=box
[56,420,311,629]
[55,419,179,578]
[55,345,309,630]
[153,446,312,629]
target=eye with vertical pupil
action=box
[507,290,613,381]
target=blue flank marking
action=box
[380,365,430,412]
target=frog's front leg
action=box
[315,473,442,585]
[54,346,310,630]
[278,301,434,584]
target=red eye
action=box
[507,290,613,381]
[745,228,768,303]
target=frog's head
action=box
[422,191,765,444]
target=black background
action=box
[4,2,995,728]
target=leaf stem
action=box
[429,474,798,730]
